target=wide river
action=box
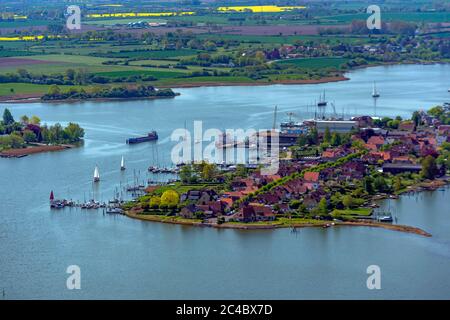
[1,64,450,299]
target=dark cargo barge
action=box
[126,131,158,144]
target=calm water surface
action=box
[1,64,450,299]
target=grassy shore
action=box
[124,210,432,237]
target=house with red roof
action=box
[392,156,414,164]
[367,135,385,149]
[304,171,320,182]
[399,122,416,132]
[322,147,348,160]
[235,204,275,222]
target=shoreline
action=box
[124,210,432,237]
[0,143,76,158]
[0,93,179,104]
[124,179,449,236]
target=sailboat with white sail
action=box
[93,165,100,182]
[120,156,126,171]
[372,81,380,98]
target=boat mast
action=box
[272,105,278,130]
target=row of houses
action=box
[174,113,449,223]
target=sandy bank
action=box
[0,144,74,158]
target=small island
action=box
[0,108,85,157]
[123,105,450,236]
[41,84,177,102]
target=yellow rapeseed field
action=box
[0,35,66,41]
[87,12,195,18]
[0,35,44,41]
[217,5,306,13]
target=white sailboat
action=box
[120,156,126,171]
[93,165,100,182]
[372,81,380,98]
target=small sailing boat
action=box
[120,156,126,171]
[93,165,100,182]
[372,81,380,98]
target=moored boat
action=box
[372,81,380,98]
[317,90,327,107]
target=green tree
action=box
[179,164,193,183]
[342,195,354,209]
[20,115,29,124]
[394,176,403,192]
[441,142,450,152]
[309,127,318,145]
[29,115,41,125]
[160,190,180,208]
[235,164,248,177]
[428,106,444,118]
[412,111,421,127]
[330,132,341,146]
[317,198,328,215]
[363,176,375,194]
[289,200,302,209]
[2,108,15,125]
[48,84,61,96]
[23,130,37,143]
[64,123,85,142]
[297,134,308,146]
[65,69,76,81]
[421,155,438,180]
[9,132,24,148]
[17,69,29,78]
[74,69,88,85]
[352,139,366,151]
[374,176,388,193]
[149,196,161,209]
[49,123,64,143]
[201,163,217,181]
[324,127,331,144]
[330,192,343,209]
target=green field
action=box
[320,12,450,24]
[155,75,254,86]
[0,54,131,75]
[0,50,39,57]
[0,83,90,96]
[199,34,367,45]
[276,57,350,69]
[0,19,49,28]
[331,208,373,218]
[85,18,168,26]
[96,69,185,79]
[96,49,199,59]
